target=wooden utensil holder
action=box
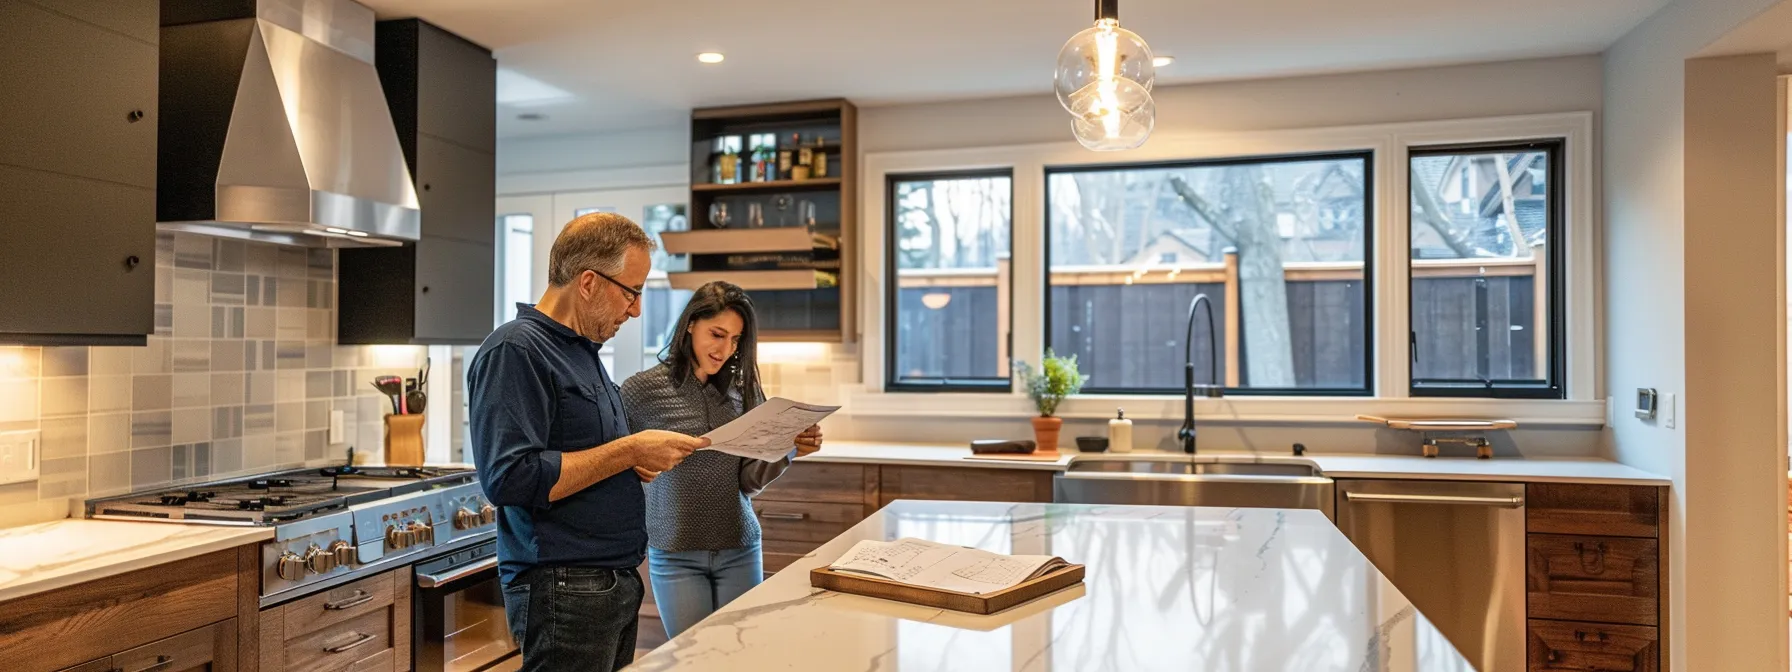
[384,414,426,466]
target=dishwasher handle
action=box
[1344,492,1524,508]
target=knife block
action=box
[384,414,426,466]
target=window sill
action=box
[842,391,1608,428]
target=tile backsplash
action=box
[0,233,430,529]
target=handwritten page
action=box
[828,538,1066,595]
[700,397,839,462]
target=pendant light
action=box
[1054,0,1157,151]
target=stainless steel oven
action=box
[413,539,518,672]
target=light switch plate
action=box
[329,410,345,444]
[0,430,41,485]
[1664,393,1676,429]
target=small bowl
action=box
[1075,436,1109,453]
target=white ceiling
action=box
[359,0,1672,139]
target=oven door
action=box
[413,539,518,672]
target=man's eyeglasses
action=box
[589,269,642,308]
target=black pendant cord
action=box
[1096,0,1119,21]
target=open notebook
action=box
[827,537,1075,595]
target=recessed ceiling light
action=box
[1153,55,1175,68]
[517,112,546,121]
[697,52,725,64]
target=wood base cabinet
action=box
[258,567,411,672]
[1526,484,1667,672]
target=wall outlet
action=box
[0,430,41,485]
[329,410,345,444]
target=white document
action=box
[700,396,839,462]
[828,537,1065,595]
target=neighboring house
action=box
[1121,229,1209,266]
[1411,152,1547,259]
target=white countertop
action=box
[628,500,1475,672]
[801,441,1671,485]
[0,519,273,603]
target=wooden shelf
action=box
[661,228,838,255]
[693,177,842,193]
[668,269,839,291]
[760,329,843,343]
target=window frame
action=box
[1040,150,1378,397]
[883,168,1018,393]
[1407,139,1567,400]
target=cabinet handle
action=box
[126,109,144,123]
[421,286,430,293]
[423,183,432,191]
[325,632,376,654]
[124,656,174,672]
[1573,541,1607,574]
[760,511,807,521]
[123,255,141,270]
[324,589,374,610]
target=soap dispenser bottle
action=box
[1108,408,1133,453]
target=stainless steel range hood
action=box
[158,0,419,248]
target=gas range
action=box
[85,464,498,606]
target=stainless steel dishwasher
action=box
[1335,479,1526,672]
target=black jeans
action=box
[502,566,645,672]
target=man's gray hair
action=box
[547,212,658,287]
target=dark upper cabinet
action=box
[0,1,157,346]
[338,18,496,345]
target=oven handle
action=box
[416,556,498,588]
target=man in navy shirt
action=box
[469,212,707,672]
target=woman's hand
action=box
[794,424,824,457]
[633,466,660,483]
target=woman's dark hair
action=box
[662,281,763,411]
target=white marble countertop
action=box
[629,500,1475,671]
[801,441,1671,485]
[0,519,272,603]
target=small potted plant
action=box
[1013,349,1087,453]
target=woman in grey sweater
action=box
[619,281,822,639]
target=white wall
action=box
[1602,0,1787,669]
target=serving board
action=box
[809,563,1086,615]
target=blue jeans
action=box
[646,544,763,639]
[501,566,644,672]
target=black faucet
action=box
[1178,293,1224,454]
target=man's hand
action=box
[631,429,708,473]
[794,424,824,457]
[633,466,660,483]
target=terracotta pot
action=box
[1031,416,1064,453]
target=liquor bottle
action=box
[796,133,812,169]
[719,135,742,184]
[777,134,793,176]
[812,135,828,178]
[762,133,780,181]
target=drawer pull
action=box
[760,512,808,521]
[325,632,377,654]
[1573,541,1607,574]
[1572,629,1609,643]
[324,589,375,610]
[124,656,174,672]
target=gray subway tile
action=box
[243,339,258,372]
[174,302,211,339]
[307,249,333,278]
[211,340,245,373]
[306,342,332,368]
[215,239,245,273]
[211,306,226,338]
[245,404,276,435]
[276,341,306,370]
[154,303,173,336]
[172,373,210,409]
[40,416,87,460]
[275,431,303,465]
[247,243,278,276]
[334,370,351,397]
[306,371,332,399]
[229,307,246,339]
[131,446,173,489]
[278,278,308,308]
[262,339,277,370]
[0,379,38,424]
[243,434,275,470]
[133,338,171,374]
[90,347,135,376]
[306,400,328,430]
[89,451,131,496]
[173,268,208,306]
[245,275,262,306]
[247,308,276,340]
[277,370,305,400]
[171,444,190,480]
[173,339,210,372]
[89,413,131,454]
[195,442,212,477]
[305,429,327,461]
[133,374,172,411]
[130,410,172,449]
[41,347,88,377]
[308,309,330,339]
[278,248,308,279]
[155,232,176,268]
[210,272,244,305]
[277,307,307,340]
[173,234,213,269]
[89,375,131,414]
[171,407,210,445]
[155,266,172,303]
[277,402,304,433]
[248,372,277,405]
[213,406,242,440]
[38,456,87,500]
[40,377,88,417]
[211,372,246,406]
[211,438,242,475]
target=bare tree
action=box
[1409,166,1477,258]
[1167,168,1296,387]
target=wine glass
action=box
[747,202,764,229]
[799,200,817,229]
[772,194,793,227]
[708,202,730,229]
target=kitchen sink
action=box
[1053,456,1335,520]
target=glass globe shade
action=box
[1054,19,1156,114]
[1070,91,1154,151]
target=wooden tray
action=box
[1355,414,1518,431]
[810,563,1086,615]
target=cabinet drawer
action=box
[1527,535,1659,626]
[757,462,871,505]
[0,2,157,188]
[1527,484,1661,538]
[879,466,1052,506]
[283,571,396,641]
[753,500,864,544]
[763,539,815,574]
[1527,619,1658,672]
[283,608,394,672]
[114,620,227,672]
[0,549,237,672]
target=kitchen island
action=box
[628,500,1474,671]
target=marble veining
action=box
[801,441,1670,485]
[0,519,272,602]
[629,500,1476,672]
